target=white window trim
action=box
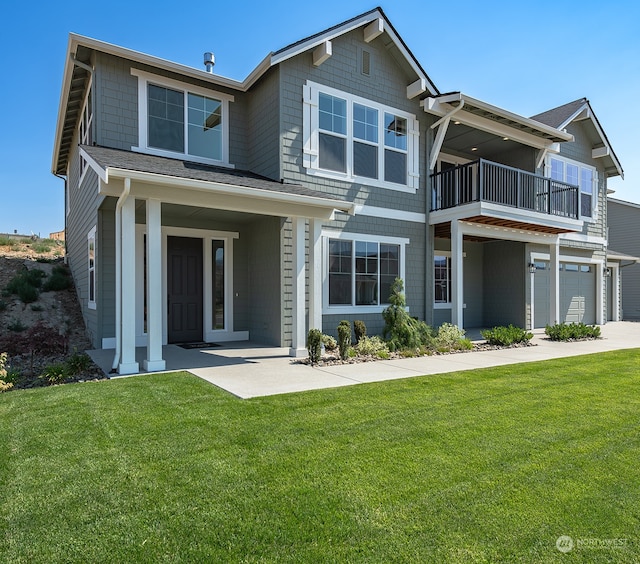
[546,154,598,222]
[131,68,234,168]
[87,226,97,310]
[433,250,466,309]
[321,229,408,315]
[303,80,419,193]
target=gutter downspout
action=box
[111,177,131,373]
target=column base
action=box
[289,347,308,358]
[143,359,166,372]
[118,362,140,375]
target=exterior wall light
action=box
[528,262,536,274]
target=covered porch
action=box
[82,145,353,375]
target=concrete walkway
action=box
[88,321,640,399]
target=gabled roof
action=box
[272,7,439,96]
[531,99,623,178]
[53,9,439,176]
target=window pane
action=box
[353,103,377,142]
[148,85,184,153]
[566,163,578,186]
[329,239,352,305]
[356,241,378,305]
[212,241,225,329]
[319,133,346,172]
[434,255,450,303]
[581,193,592,217]
[384,149,406,185]
[354,141,378,179]
[550,158,563,181]
[380,244,399,304]
[384,113,407,150]
[319,93,346,135]
[188,93,222,160]
[580,168,593,194]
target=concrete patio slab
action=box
[87,321,640,399]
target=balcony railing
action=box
[431,159,579,220]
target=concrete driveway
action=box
[89,321,640,399]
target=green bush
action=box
[31,243,52,254]
[481,325,533,346]
[306,329,322,364]
[0,299,7,311]
[545,322,601,341]
[7,318,27,332]
[434,323,467,350]
[354,320,367,343]
[0,352,14,393]
[5,268,45,303]
[0,235,13,246]
[65,352,92,375]
[43,266,72,292]
[355,336,389,357]
[337,321,351,361]
[322,334,337,352]
[40,363,69,385]
[30,304,44,312]
[382,278,434,351]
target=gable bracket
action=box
[312,40,332,66]
[364,18,384,43]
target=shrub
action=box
[31,243,52,254]
[322,334,337,352]
[434,323,467,349]
[0,299,7,311]
[382,278,434,351]
[43,268,72,292]
[0,235,13,246]
[355,335,389,357]
[30,304,44,312]
[65,352,92,375]
[7,318,27,332]
[5,268,45,303]
[481,325,533,346]
[306,329,322,364]
[0,352,13,393]
[337,321,351,361]
[545,322,601,341]
[40,363,69,385]
[0,322,67,357]
[354,320,367,343]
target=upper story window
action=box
[87,226,96,310]
[304,81,419,193]
[549,156,597,220]
[131,69,234,167]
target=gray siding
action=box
[98,203,116,345]
[608,200,640,319]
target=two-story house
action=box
[52,8,624,374]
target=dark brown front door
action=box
[167,236,203,343]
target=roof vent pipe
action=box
[204,52,215,73]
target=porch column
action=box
[143,199,166,371]
[309,219,323,332]
[549,239,560,325]
[596,261,604,325]
[119,196,139,374]
[289,217,307,357]
[451,220,464,328]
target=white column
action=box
[451,220,464,328]
[309,219,323,332]
[549,239,560,325]
[143,199,166,372]
[289,217,307,357]
[612,265,620,321]
[529,267,535,331]
[119,196,139,374]
[596,261,604,325]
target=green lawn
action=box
[1,351,639,563]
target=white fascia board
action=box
[424,93,573,147]
[353,204,426,224]
[79,147,108,182]
[458,221,560,244]
[103,167,354,216]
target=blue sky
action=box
[1,0,638,236]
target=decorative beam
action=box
[364,18,384,43]
[592,146,610,159]
[407,78,426,99]
[312,40,332,66]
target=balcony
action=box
[430,159,582,234]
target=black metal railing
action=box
[431,159,579,220]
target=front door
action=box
[167,236,203,343]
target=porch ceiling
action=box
[434,216,573,240]
[441,122,525,161]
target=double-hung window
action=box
[132,69,234,167]
[549,156,597,219]
[325,232,407,312]
[434,254,451,306]
[304,81,419,192]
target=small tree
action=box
[354,320,367,343]
[306,329,322,364]
[382,278,433,351]
[337,320,351,360]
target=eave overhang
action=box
[423,92,574,150]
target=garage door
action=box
[533,262,596,327]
